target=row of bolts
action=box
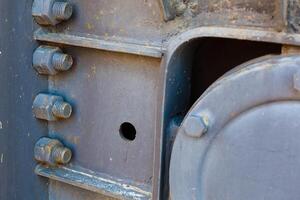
[30,0,300,166]
[32,0,74,166]
[31,0,207,166]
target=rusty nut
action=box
[33,45,73,75]
[34,137,72,166]
[32,0,73,26]
[32,93,72,121]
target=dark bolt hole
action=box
[119,122,136,141]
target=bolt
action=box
[52,2,73,21]
[183,115,208,138]
[189,2,199,15]
[175,1,187,16]
[34,137,72,166]
[52,146,72,164]
[32,93,73,121]
[52,52,73,71]
[52,100,72,119]
[33,46,73,75]
[32,0,73,26]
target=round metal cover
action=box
[170,55,300,200]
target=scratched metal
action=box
[34,29,164,58]
[36,164,152,200]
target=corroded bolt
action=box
[52,52,73,71]
[52,2,73,21]
[174,1,187,16]
[293,70,300,91]
[34,137,72,166]
[183,115,208,138]
[32,0,73,26]
[32,93,72,121]
[189,2,199,15]
[52,100,72,119]
[33,46,73,75]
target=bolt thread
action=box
[52,52,73,71]
[52,101,72,119]
[52,2,73,20]
[174,2,187,16]
[52,147,72,164]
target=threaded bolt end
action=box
[175,2,187,16]
[52,101,72,119]
[52,52,73,71]
[52,2,73,21]
[52,147,72,164]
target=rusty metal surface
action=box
[42,0,287,45]
[54,0,164,42]
[34,29,164,58]
[287,0,300,32]
[46,47,160,198]
[3,0,300,199]
[49,181,116,200]
[36,0,291,56]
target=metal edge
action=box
[165,26,300,62]
[35,164,152,200]
[33,29,164,58]
[153,26,300,199]
[158,0,175,21]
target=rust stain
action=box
[85,23,95,30]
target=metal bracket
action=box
[35,164,152,200]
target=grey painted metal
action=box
[33,93,72,121]
[2,0,300,199]
[35,137,72,165]
[33,45,73,75]
[49,181,116,200]
[32,0,73,26]
[35,164,152,200]
[0,0,48,199]
[170,55,300,199]
[293,69,300,91]
[182,115,207,138]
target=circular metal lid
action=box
[170,55,300,200]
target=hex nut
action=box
[33,45,73,75]
[32,93,72,121]
[34,137,72,166]
[183,115,208,138]
[32,0,73,26]
[174,1,187,16]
